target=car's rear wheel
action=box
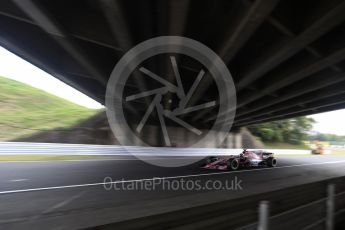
[267,157,277,167]
[227,159,240,170]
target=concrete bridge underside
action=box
[1,0,345,137]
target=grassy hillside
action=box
[0,76,101,141]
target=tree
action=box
[247,116,315,144]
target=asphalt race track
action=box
[1,155,345,229]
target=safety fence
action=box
[85,176,345,230]
[238,184,345,230]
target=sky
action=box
[308,110,345,136]
[0,46,344,135]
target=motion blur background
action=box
[1,0,345,229]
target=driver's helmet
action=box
[242,149,247,153]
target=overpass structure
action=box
[0,0,345,130]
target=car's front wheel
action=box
[227,159,240,170]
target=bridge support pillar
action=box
[234,132,243,148]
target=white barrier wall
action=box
[0,142,313,156]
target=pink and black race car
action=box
[201,149,277,171]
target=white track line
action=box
[9,179,28,182]
[29,191,85,221]
[1,160,345,195]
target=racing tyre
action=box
[267,157,277,167]
[227,159,240,171]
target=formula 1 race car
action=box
[201,149,277,171]
[312,144,324,155]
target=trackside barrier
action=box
[249,184,338,230]
[258,201,269,230]
[0,142,312,156]
[84,176,345,230]
[326,184,335,230]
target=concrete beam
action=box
[237,46,345,109]
[237,1,345,90]
[169,0,190,36]
[208,51,345,125]
[233,74,345,120]
[267,17,343,73]
[0,10,123,53]
[207,56,345,124]
[12,0,108,86]
[220,0,280,63]
[235,94,345,127]
[100,0,133,51]
[190,0,278,121]
[235,83,345,124]
[100,0,150,108]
